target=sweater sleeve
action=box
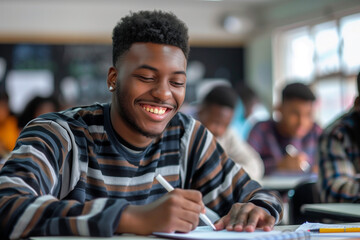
[0,120,128,239]
[186,121,283,223]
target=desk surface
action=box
[302,203,360,222]
[31,227,298,240]
[31,224,360,240]
[31,226,299,240]
[31,235,163,240]
[259,173,317,192]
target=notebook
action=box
[153,226,311,240]
[296,222,360,238]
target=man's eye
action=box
[171,81,185,87]
[135,75,154,81]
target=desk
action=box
[31,224,360,240]
[259,173,317,193]
[31,227,296,240]
[31,235,163,240]
[259,173,317,225]
[31,226,299,240]
[302,203,360,222]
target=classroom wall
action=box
[0,0,248,46]
[0,0,249,112]
[2,0,360,111]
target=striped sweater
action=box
[0,103,282,239]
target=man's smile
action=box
[139,103,174,121]
[141,104,168,115]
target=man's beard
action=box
[117,92,164,139]
[119,108,161,139]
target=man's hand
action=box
[277,152,308,172]
[116,189,204,235]
[214,202,275,232]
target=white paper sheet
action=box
[153,226,308,240]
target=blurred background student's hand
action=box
[277,152,309,172]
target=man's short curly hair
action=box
[112,10,189,66]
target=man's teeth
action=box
[143,106,166,115]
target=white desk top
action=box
[31,235,163,240]
[302,203,360,220]
[31,223,360,240]
[31,226,299,240]
[259,173,316,191]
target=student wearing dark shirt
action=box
[248,83,322,175]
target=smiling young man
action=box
[0,10,282,239]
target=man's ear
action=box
[274,104,283,114]
[273,104,283,121]
[107,67,117,90]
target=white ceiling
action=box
[0,0,284,45]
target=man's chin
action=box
[140,130,163,139]
[120,111,167,139]
[294,131,307,139]
[136,125,166,139]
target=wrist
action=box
[117,205,145,235]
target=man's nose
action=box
[152,80,171,101]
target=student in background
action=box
[0,10,282,239]
[231,83,269,140]
[318,72,360,203]
[0,90,19,160]
[197,85,264,181]
[17,96,60,129]
[248,83,322,176]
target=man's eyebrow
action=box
[173,71,186,76]
[136,64,186,76]
[137,64,158,72]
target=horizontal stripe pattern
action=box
[0,103,282,239]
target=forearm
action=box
[0,192,127,239]
[194,126,282,224]
[0,122,128,238]
[202,164,283,222]
[248,189,283,223]
[233,166,283,222]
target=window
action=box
[313,21,340,76]
[341,13,360,74]
[273,11,360,127]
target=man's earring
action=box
[109,86,114,91]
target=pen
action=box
[309,227,360,233]
[155,174,216,231]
